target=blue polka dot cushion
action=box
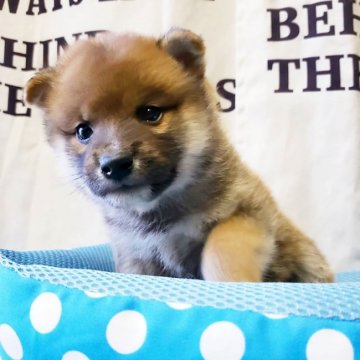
[0,245,359,359]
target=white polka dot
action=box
[61,351,90,360]
[84,291,106,298]
[30,292,62,334]
[167,302,192,310]
[200,321,245,360]
[306,329,354,360]
[0,324,23,360]
[106,311,147,354]
[263,313,288,320]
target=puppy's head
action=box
[25,29,215,210]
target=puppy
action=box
[25,29,333,282]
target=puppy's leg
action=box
[201,216,273,282]
[115,256,168,276]
[111,245,169,276]
[265,215,334,283]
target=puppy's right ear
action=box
[25,68,55,108]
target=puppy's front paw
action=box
[265,256,335,283]
[114,256,168,277]
[301,265,335,283]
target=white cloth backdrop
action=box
[0,0,358,272]
[235,1,360,272]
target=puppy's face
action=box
[26,30,213,210]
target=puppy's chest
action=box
[109,213,207,274]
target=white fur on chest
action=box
[109,213,205,273]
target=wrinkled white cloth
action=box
[236,1,360,271]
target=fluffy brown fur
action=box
[25,29,333,282]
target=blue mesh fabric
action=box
[0,244,114,271]
[0,245,360,321]
[336,271,360,282]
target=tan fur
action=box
[25,29,334,283]
[202,217,268,282]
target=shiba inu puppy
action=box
[25,29,333,282]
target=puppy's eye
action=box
[76,123,93,143]
[136,105,163,124]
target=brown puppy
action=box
[25,29,333,282]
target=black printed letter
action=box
[26,0,47,15]
[303,1,335,38]
[0,0,20,13]
[339,0,360,35]
[217,79,235,112]
[348,54,360,90]
[303,56,345,91]
[3,84,31,117]
[0,37,36,71]
[267,59,300,92]
[267,8,299,41]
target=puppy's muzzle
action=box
[100,155,133,182]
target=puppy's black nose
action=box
[100,155,133,181]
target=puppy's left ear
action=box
[25,67,56,108]
[159,28,206,79]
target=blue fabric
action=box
[0,244,114,271]
[0,245,360,359]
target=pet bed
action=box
[0,244,359,359]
